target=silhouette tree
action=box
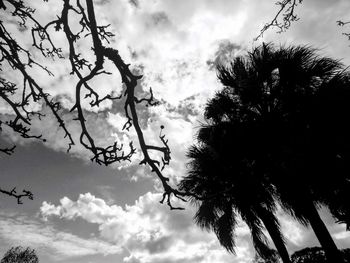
[180,122,291,262]
[180,43,350,263]
[257,0,303,39]
[180,131,290,262]
[291,247,327,263]
[253,248,281,263]
[1,247,38,263]
[217,43,350,263]
[327,182,350,230]
[259,0,350,43]
[0,0,187,207]
[291,247,350,263]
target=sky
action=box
[1,0,350,262]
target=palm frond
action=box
[214,205,237,253]
[194,200,221,230]
[243,210,273,260]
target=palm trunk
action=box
[305,201,344,263]
[258,208,292,263]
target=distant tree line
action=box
[254,247,350,263]
[1,247,38,263]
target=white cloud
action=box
[334,230,350,240]
[279,213,307,247]
[2,0,350,167]
[41,192,255,263]
[91,0,249,105]
[0,213,121,260]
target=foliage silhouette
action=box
[252,247,350,263]
[291,247,326,263]
[291,247,350,263]
[180,43,350,263]
[180,126,290,262]
[252,249,280,263]
[1,247,38,263]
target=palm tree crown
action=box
[180,43,350,263]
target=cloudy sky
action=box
[1,0,350,262]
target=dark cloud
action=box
[207,40,242,70]
[165,209,193,232]
[128,0,139,8]
[145,235,174,254]
[144,12,173,30]
[157,95,201,122]
[151,12,171,27]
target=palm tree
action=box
[180,43,350,263]
[180,131,291,262]
[180,114,292,262]
[305,76,350,231]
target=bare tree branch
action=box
[337,20,350,43]
[0,0,202,208]
[256,0,303,40]
[0,187,33,204]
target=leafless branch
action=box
[0,144,16,155]
[256,0,303,40]
[337,20,350,42]
[0,0,200,208]
[0,187,33,204]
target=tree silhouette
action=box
[253,248,281,263]
[256,0,303,39]
[180,130,291,262]
[180,114,294,262]
[180,43,350,263]
[291,247,327,263]
[259,0,350,43]
[217,43,350,263]
[1,247,38,263]
[0,0,188,207]
[291,247,350,263]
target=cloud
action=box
[0,213,121,260]
[278,212,307,247]
[2,0,350,166]
[41,192,255,263]
[4,1,350,261]
[0,106,122,162]
[8,0,345,178]
[90,0,249,106]
[106,101,200,182]
[0,88,199,185]
[276,207,350,252]
[334,230,350,240]
[207,40,242,69]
